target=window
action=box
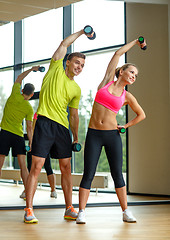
[0,69,14,121]
[73,0,124,52]
[0,69,14,169]
[23,62,50,92]
[23,8,63,62]
[0,22,14,68]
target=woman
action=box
[76,38,146,224]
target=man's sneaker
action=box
[76,210,86,224]
[24,208,38,224]
[50,190,57,198]
[64,205,78,220]
[20,191,26,199]
[123,209,137,223]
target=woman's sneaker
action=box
[64,205,78,220]
[76,210,86,224]
[123,209,137,223]
[50,190,57,198]
[24,208,38,224]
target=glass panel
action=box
[0,22,14,68]
[23,8,63,63]
[73,0,124,52]
[23,99,39,134]
[29,99,39,114]
[0,69,14,169]
[23,62,50,92]
[0,69,14,121]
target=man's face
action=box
[66,57,85,76]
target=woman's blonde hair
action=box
[115,63,138,78]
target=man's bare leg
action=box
[59,157,78,220]
[59,157,72,208]
[25,155,45,208]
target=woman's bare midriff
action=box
[88,102,118,130]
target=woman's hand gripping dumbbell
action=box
[138,36,147,50]
[117,125,126,134]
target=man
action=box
[0,66,39,191]
[24,28,90,224]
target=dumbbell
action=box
[25,146,30,152]
[33,66,45,72]
[138,36,147,50]
[119,127,126,134]
[118,125,126,134]
[84,25,96,40]
[72,143,82,152]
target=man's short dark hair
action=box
[67,52,86,61]
[23,83,35,96]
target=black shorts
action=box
[31,116,72,159]
[0,129,26,157]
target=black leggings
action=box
[27,152,53,176]
[80,128,125,189]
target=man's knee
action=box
[60,160,71,175]
[31,156,45,176]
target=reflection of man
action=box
[24,29,88,224]
[0,66,39,192]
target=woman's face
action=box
[122,66,138,85]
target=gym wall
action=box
[126,3,170,195]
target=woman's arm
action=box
[123,92,146,129]
[98,39,139,90]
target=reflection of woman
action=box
[76,38,146,224]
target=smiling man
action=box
[24,29,89,224]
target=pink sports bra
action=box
[94,81,126,113]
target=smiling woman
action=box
[76,38,146,224]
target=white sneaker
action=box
[123,209,137,223]
[76,210,86,224]
[50,190,57,198]
[20,190,26,199]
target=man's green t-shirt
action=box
[0,83,34,137]
[37,58,81,129]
